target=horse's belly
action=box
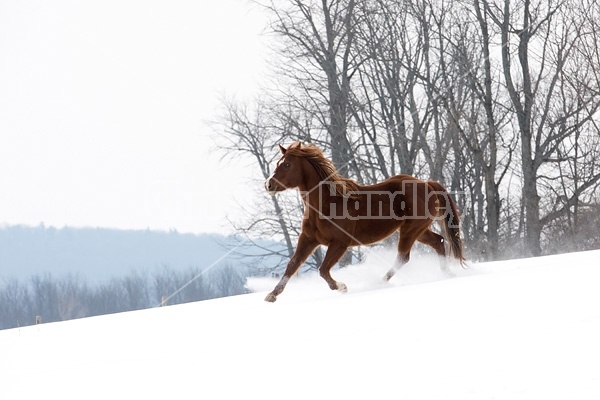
[349,220,399,246]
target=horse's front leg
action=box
[318,243,350,292]
[265,235,318,302]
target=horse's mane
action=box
[285,143,359,197]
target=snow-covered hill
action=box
[2,250,599,399]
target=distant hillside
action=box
[0,225,284,283]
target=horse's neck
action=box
[298,163,330,209]
[300,184,327,208]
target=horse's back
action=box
[359,174,443,222]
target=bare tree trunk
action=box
[496,0,541,256]
[474,0,501,258]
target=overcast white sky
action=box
[0,0,270,234]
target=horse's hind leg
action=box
[386,224,438,281]
[319,244,350,292]
[384,250,410,281]
[385,227,419,281]
[418,229,453,276]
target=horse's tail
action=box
[428,181,466,265]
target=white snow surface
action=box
[2,249,600,399]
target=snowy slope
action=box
[1,250,599,399]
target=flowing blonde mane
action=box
[285,143,359,197]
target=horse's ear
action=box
[278,144,286,154]
[290,141,302,149]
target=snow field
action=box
[1,249,599,399]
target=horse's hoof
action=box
[384,270,395,281]
[264,293,277,303]
[337,282,348,293]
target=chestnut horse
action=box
[264,142,465,302]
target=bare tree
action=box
[263,0,363,178]
[350,0,423,180]
[0,279,32,329]
[485,0,600,255]
[214,98,325,271]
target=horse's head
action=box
[265,142,305,194]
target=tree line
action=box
[0,265,247,330]
[215,0,600,265]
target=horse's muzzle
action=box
[265,179,279,194]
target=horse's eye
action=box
[284,162,291,168]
